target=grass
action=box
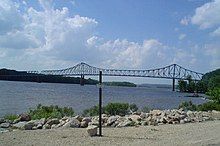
[4,114,19,121]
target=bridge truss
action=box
[28,62,203,81]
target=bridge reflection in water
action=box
[27,62,204,91]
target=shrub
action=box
[83,102,131,116]
[197,102,220,111]
[178,101,197,111]
[129,103,138,112]
[104,102,130,116]
[29,104,74,120]
[206,87,220,104]
[141,106,150,113]
[82,105,99,116]
[4,114,19,121]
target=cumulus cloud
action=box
[191,0,220,29]
[0,0,216,72]
[180,17,190,26]
[191,0,220,36]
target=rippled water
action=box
[0,80,207,117]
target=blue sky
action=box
[0,0,219,84]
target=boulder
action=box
[0,122,10,128]
[186,111,194,117]
[107,116,119,126]
[140,112,147,119]
[82,117,92,124]
[86,125,98,136]
[80,121,88,128]
[74,115,83,122]
[46,118,60,126]
[150,110,162,116]
[211,110,220,120]
[24,122,35,130]
[43,124,51,129]
[0,118,5,124]
[129,115,141,123]
[36,124,43,129]
[51,124,57,129]
[117,119,134,127]
[34,118,46,125]
[19,114,31,121]
[12,121,27,129]
[180,120,185,124]
[62,118,80,128]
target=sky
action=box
[0,0,219,84]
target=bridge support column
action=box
[80,74,85,86]
[172,78,175,91]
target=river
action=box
[0,80,207,117]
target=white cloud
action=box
[0,0,217,73]
[178,34,186,40]
[180,16,190,26]
[191,0,220,37]
[0,0,25,35]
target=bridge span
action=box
[27,62,204,91]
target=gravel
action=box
[0,120,220,146]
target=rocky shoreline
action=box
[1,109,220,134]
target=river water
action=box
[0,80,207,117]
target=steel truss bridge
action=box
[27,62,204,91]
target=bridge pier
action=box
[172,78,175,91]
[80,74,85,86]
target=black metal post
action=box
[99,71,102,136]
[172,78,175,91]
[172,64,176,91]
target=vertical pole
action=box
[99,71,102,136]
[172,78,175,91]
[172,64,176,91]
[80,74,84,86]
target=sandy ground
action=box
[0,120,220,146]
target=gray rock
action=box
[19,113,31,121]
[12,121,27,129]
[180,120,185,124]
[140,113,147,119]
[74,115,83,122]
[129,115,141,123]
[0,118,5,124]
[82,117,92,124]
[211,110,220,120]
[117,120,134,127]
[46,118,60,126]
[80,121,88,128]
[107,116,119,126]
[34,118,46,125]
[51,124,57,129]
[86,125,97,136]
[43,124,51,129]
[24,122,35,130]
[36,124,43,129]
[187,111,194,117]
[0,122,10,128]
[62,118,80,128]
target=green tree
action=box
[178,80,187,92]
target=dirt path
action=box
[0,120,220,146]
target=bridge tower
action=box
[172,64,176,91]
[80,74,85,86]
